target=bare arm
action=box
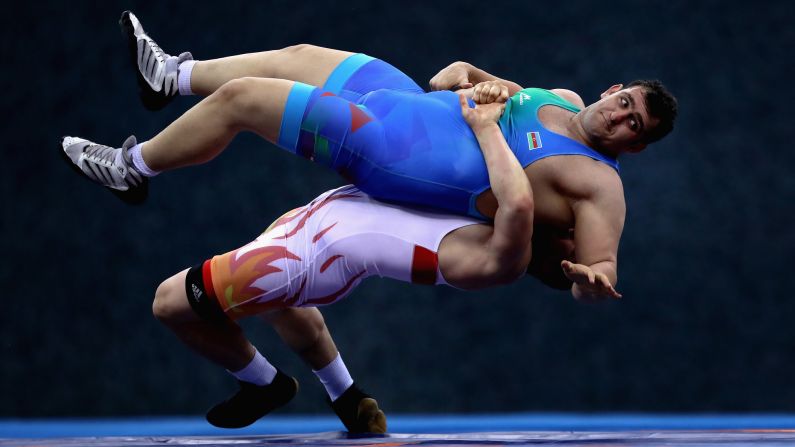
[566,176,625,301]
[430,61,524,96]
[458,95,534,283]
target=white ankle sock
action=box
[129,143,159,177]
[229,349,278,386]
[313,353,354,401]
[177,60,197,96]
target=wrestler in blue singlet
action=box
[276,54,619,220]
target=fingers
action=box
[498,85,509,103]
[562,261,622,300]
[560,260,581,281]
[472,81,510,104]
[595,273,622,299]
[429,74,470,92]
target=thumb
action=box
[459,82,473,89]
[458,93,469,110]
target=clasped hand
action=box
[458,94,505,133]
[471,81,509,105]
[429,63,509,105]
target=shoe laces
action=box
[143,34,168,62]
[83,143,119,168]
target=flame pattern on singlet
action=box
[204,186,478,320]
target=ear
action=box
[600,84,624,99]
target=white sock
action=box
[177,60,197,96]
[313,353,354,401]
[229,349,278,386]
[129,143,160,177]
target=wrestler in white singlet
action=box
[202,185,479,319]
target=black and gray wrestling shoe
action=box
[206,369,299,429]
[60,135,148,204]
[120,10,192,111]
[329,383,387,434]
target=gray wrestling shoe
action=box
[60,135,148,204]
[120,11,193,110]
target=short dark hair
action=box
[626,79,678,144]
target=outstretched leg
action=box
[63,74,388,197]
[190,45,354,96]
[141,77,293,172]
[121,11,352,105]
[62,76,298,189]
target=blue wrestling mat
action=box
[3,414,795,446]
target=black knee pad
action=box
[184,262,230,324]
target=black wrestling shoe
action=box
[329,383,387,434]
[206,370,299,429]
[120,10,192,111]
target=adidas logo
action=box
[519,93,531,106]
[191,283,203,302]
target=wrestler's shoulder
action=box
[549,88,585,108]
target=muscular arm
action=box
[430,61,524,96]
[569,174,626,300]
[458,97,534,283]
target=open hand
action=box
[459,94,505,132]
[472,80,510,104]
[561,260,622,302]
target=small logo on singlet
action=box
[519,93,532,105]
[527,132,542,150]
[191,283,203,302]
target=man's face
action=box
[580,85,660,153]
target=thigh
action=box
[206,189,368,319]
[324,56,425,102]
[271,45,356,87]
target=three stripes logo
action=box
[191,283,203,302]
[527,132,542,150]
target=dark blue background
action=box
[1,0,792,416]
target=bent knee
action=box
[152,272,193,325]
[212,77,263,107]
[212,77,289,128]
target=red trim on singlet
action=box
[411,245,438,285]
[274,190,360,240]
[201,260,216,299]
[304,270,367,306]
[320,254,344,273]
[313,222,338,243]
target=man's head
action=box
[580,79,678,154]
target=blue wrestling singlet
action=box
[276,54,619,220]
